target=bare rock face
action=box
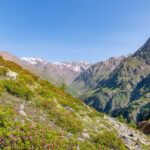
[19,103,27,117]
[6,70,18,80]
[81,129,90,139]
[104,116,150,150]
[133,37,150,64]
[138,121,150,134]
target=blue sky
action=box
[0,0,150,62]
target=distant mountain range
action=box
[0,51,91,85]
[21,57,91,85]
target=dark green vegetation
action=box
[77,38,150,124]
[0,56,129,149]
[117,115,137,129]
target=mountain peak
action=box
[133,37,150,63]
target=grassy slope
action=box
[0,56,129,150]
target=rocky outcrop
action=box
[133,37,150,64]
[138,121,150,134]
[6,70,18,80]
[105,116,150,150]
[19,103,27,117]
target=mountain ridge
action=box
[80,37,150,124]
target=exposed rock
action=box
[66,133,73,139]
[138,121,150,134]
[19,103,27,117]
[19,110,27,116]
[78,137,84,141]
[64,106,74,112]
[104,116,150,150]
[20,104,25,110]
[39,116,46,122]
[77,145,80,150]
[21,120,25,124]
[6,70,18,80]
[135,144,142,150]
[81,132,90,139]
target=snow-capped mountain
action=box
[0,51,91,85]
[20,57,91,85]
[51,61,91,72]
[21,57,91,72]
[21,57,45,65]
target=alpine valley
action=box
[0,38,150,150]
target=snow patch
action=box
[21,57,91,72]
[21,57,44,65]
[52,61,91,72]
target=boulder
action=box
[19,103,27,117]
[138,121,150,134]
[6,70,18,80]
[81,132,90,139]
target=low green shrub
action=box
[128,121,137,129]
[0,106,67,150]
[87,110,104,118]
[117,115,137,129]
[38,88,54,98]
[0,67,8,76]
[3,80,33,100]
[117,115,127,123]
[0,105,93,150]
[91,131,127,150]
[42,99,83,134]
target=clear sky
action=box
[0,0,150,62]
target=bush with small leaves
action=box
[3,80,33,100]
[91,131,127,150]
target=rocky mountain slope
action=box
[21,57,91,85]
[82,38,150,124]
[0,51,91,85]
[1,56,149,149]
[71,56,125,97]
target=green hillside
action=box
[0,56,130,150]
